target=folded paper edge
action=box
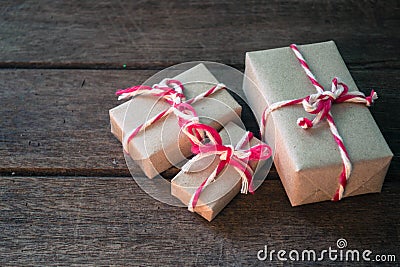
[291,155,393,206]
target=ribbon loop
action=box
[184,130,272,211]
[295,76,377,131]
[117,79,227,150]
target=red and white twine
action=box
[181,123,272,211]
[117,78,272,211]
[116,79,226,152]
[261,44,378,201]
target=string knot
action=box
[184,126,272,211]
[164,92,184,105]
[117,79,227,149]
[297,77,355,129]
[219,145,234,161]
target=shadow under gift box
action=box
[109,64,242,178]
[171,122,267,222]
[243,41,393,206]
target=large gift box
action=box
[171,122,270,221]
[243,41,393,206]
[109,64,242,178]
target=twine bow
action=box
[296,78,377,129]
[261,44,378,201]
[182,123,272,211]
[116,79,226,151]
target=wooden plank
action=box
[0,177,398,266]
[0,69,398,178]
[0,0,399,69]
[0,69,152,177]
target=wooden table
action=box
[1,1,399,266]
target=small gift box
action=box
[243,41,393,206]
[171,122,271,221]
[109,64,242,178]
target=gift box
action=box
[109,63,242,178]
[171,122,270,221]
[243,41,393,206]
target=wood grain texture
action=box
[0,69,152,177]
[0,0,399,69]
[0,69,398,178]
[0,177,399,266]
[0,0,399,265]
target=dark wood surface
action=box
[0,1,399,266]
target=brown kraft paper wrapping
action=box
[243,40,393,206]
[109,63,242,178]
[171,122,266,221]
